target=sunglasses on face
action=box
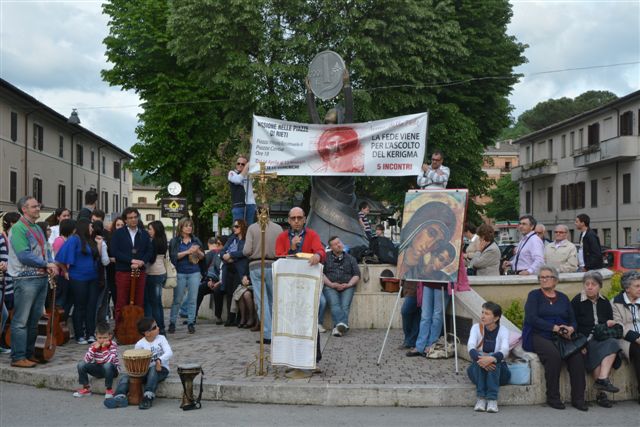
[233,224,240,228]
[237,162,246,166]
[289,216,304,221]
[147,324,158,332]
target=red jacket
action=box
[275,228,326,263]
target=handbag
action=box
[592,323,623,341]
[506,359,531,385]
[552,332,588,360]
[163,254,177,289]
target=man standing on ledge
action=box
[417,150,449,189]
[575,213,603,271]
[228,155,256,225]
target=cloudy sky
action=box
[1,0,638,154]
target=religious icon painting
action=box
[397,189,468,283]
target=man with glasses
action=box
[8,196,58,367]
[275,208,325,265]
[502,215,544,275]
[544,225,578,273]
[417,150,450,189]
[110,207,152,329]
[228,155,256,225]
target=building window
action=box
[138,197,147,204]
[58,136,64,158]
[11,112,18,142]
[146,214,155,222]
[91,150,95,170]
[624,227,632,246]
[10,171,18,203]
[525,191,531,213]
[576,181,585,209]
[560,182,585,210]
[32,177,43,203]
[525,146,531,164]
[547,138,553,160]
[76,189,83,212]
[587,123,599,146]
[504,161,511,171]
[123,168,127,182]
[579,128,584,150]
[561,135,566,158]
[33,124,43,151]
[590,179,597,208]
[101,191,109,213]
[622,173,631,204]
[76,144,84,166]
[123,197,128,209]
[58,184,66,208]
[102,156,106,174]
[113,194,120,213]
[113,161,121,179]
[570,131,575,154]
[620,111,633,136]
[603,229,611,248]
[547,187,553,212]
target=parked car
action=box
[604,248,640,272]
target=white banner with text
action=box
[250,113,428,176]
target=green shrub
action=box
[503,300,524,330]
[605,271,623,300]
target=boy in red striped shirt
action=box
[74,322,120,398]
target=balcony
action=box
[573,135,640,168]
[511,159,558,181]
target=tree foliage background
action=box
[102,0,526,234]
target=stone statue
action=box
[305,68,369,248]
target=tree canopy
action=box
[102,0,526,230]
[484,174,519,221]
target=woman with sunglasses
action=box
[221,220,248,326]
[168,218,204,334]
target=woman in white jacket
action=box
[467,301,511,413]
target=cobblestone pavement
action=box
[0,315,471,387]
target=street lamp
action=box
[68,109,82,214]
[68,108,81,125]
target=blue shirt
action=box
[176,240,201,274]
[55,235,98,281]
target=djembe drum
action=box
[178,363,203,410]
[123,349,152,405]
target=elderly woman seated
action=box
[611,271,640,405]
[571,271,621,408]
[522,265,587,411]
[468,224,500,276]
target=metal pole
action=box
[376,285,403,366]
[452,284,459,373]
[172,217,176,239]
[258,209,267,375]
[442,286,448,356]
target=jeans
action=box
[145,274,166,332]
[415,286,450,353]
[322,285,355,327]
[169,272,200,325]
[249,264,273,339]
[401,296,421,348]
[318,291,326,324]
[69,278,100,339]
[467,361,510,400]
[77,361,119,388]
[231,204,257,225]
[1,303,8,339]
[10,276,48,361]
[114,366,169,399]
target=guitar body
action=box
[1,309,13,347]
[52,305,70,346]
[34,313,56,362]
[116,269,143,345]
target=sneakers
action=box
[73,387,92,398]
[0,346,11,354]
[486,400,499,413]
[10,359,36,368]
[594,378,620,393]
[318,324,326,333]
[474,398,487,412]
[87,336,96,344]
[188,323,195,334]
[596,392,612,408]
[104,394,128,409]
[336,323,348,334]
[76,337,88,345]
[139,396,153,410]
[105,388,114,399]
[332,327,342,337]
[168,323,176,334]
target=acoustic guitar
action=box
[34,275,58,362]
[116,268,144,345]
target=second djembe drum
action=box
[122,349,152,405]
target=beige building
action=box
[511,90,640,247]
[0,78,133,219]
[477,140,520,207]
[132,184,173,230]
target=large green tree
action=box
[484,174,519,221]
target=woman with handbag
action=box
[145,221,168,335]
[571,271,621,407]
[467,301,511,413]
[168,218,204,334]
[611,271,640,405]
[522,265,588,411]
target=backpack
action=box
[349,245,373,263]
[371,236,398,264]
